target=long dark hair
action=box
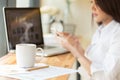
[95,0,120,23]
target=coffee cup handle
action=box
[36,47,44,57]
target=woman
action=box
[57,0,120,80]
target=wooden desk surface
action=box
[0,52,75,80]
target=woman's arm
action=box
[77,55,92,75]
[56,32,92,75]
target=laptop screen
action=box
[4,7,44,50]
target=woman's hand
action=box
[56,32,91,75]
[56,32,84,58]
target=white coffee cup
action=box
[16,43,44,68]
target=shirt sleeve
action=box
[90,31,120,80]
[91,54,120,80]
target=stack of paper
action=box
[0,63,78,80]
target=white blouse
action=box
[85,20,120,80]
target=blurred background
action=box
[0,0,97,57]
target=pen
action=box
[27,65,49,71]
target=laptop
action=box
[3,7,69,56]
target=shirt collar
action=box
[98,20,119,34]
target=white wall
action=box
[0,0,7,57]
[16,0,30,7]
[41,0,96,40]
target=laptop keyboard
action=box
[38,45,56,49]
[36,46,69,56]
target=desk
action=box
[0,52,76,80]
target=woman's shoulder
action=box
[110,21,120,41]
[113,21,120,34]
[108,20,120,34]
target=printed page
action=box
[0,63,78,80]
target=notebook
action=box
[3,7,68,56]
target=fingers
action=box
[56,32,69,38]
[56,32,63,37]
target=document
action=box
[0,63,78,80]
